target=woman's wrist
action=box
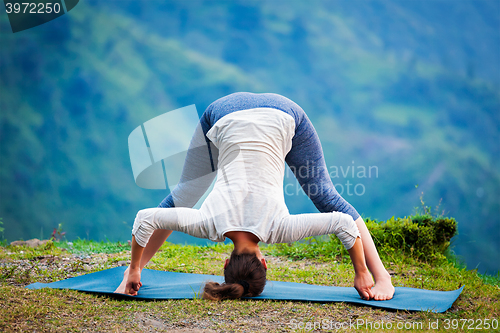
[129,235,145,272]
[347,237,369,274]
[353,264,369,274]
[129,264,141,272]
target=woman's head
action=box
[203,251,267,301]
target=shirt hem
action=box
[220,228,266,243]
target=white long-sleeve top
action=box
[132,108,360,249]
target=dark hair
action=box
[203,251,267,301]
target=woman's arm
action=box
[347,236,374,300]
[124,235,145,296]
[115,230,173,295]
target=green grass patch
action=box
[0,241,63,260]
[1,214,499,332]
[55,239,131,254]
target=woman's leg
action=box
[285,111,394,300]
[354,217,394,300]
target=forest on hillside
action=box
[0,0,499,274]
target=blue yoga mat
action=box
[26,266,463,313]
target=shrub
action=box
[269,215,457,263]
[366,215,458,262]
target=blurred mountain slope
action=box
[0,0,498,273]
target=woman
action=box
[115,92,395,301]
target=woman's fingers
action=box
[364,287,373,300]
[125,282,142,296]
[125,269,142,295]
[354,270,375,300]
[130,282,140,293]
[367,287,374,300]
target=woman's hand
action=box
[354,268,374,300]
[346,237,374,300]
[124,268,142,296]
[123,235,145,296]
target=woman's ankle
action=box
[373,270,392,282]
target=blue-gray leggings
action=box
[159,92,360,221]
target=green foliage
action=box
[267,235,347,262]
[1,240,60,261]
[50,223,66,242]
[56,239,131,254]
[270,215,457,264]
[478,270,500,287]
[0,218,4,238]
[414,191,446,218]
[366,215,457,262]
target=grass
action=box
[1,237,499,332]
[56,239,132,254]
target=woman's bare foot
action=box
[371,275,395,300]
[113,267,130,294]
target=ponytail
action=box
[203,252,266,301]
[203,281,245,301]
